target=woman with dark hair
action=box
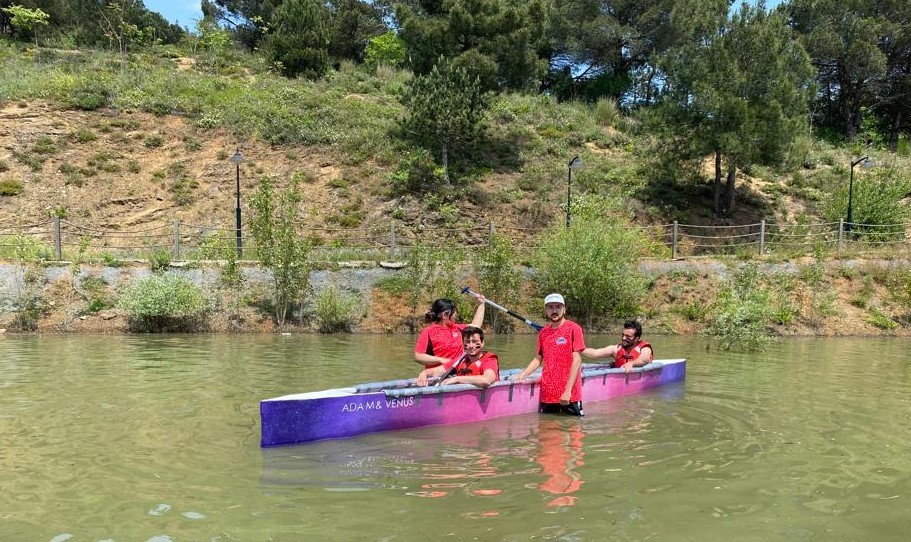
[413,295,485,368]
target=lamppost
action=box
[229,148,244,257]
[845,156,869,233]
[566,155,583,227]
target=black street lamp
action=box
[845,156,870,233]
[229,148,244,257]
[566,155,583,227]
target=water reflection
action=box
[535,417,585,508]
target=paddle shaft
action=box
[435,352,470,386]
[461,287,543,331]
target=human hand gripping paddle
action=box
[435,352,470,386]
[461,287,543,331]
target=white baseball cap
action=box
[543,293,565,306]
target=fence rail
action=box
[0,217,908,263]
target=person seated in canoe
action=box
[413,295,486,368]
[583,319,653,373]
[513,293,586,417]
[415,326,499,388]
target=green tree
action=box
[249,175,312,327]
[395,0,550,92]
[364,30,406,67]
[326,0,386,63]
[399,56,487,184]
[654,2,814,217]
[264,0,330,78]
[2,4,50,50]
[787,0,888,141]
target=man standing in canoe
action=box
[514,293,586,417]
[413,296,486,368]
[415,326,499,388]
[583,320,653,372]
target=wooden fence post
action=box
[672,221,678,259]
[173,220,181,260]
[53,217,62,261]
[390,221,397,259]
[837,219,843,252]
[759,219,766,255]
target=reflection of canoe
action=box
[260,359,686,447]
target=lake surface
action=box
[1,334,909,541]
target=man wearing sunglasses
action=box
[583,320,653,373]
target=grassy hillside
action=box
[5,42,909,251]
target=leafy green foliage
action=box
[249,175,312,326]
[364,31,406,67]
[388,149,445,196]
[117,273,209,332]
[472,233,521,333]
[654,3,815,216]
[399,56,487,182]
[313,283,362,332]
[532,216,649,327]
[823,167,911,240]
[707,264,776,351]
[0,179,24,196]
[265,0,330,79]
[148,249,171,272]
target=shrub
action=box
[118,273,209,332]
[313,284,362,333]
[532,216,648,326]
[0,179,24,196]
[593,98,621,128]
[148,249,172,271]
[69,79,111,111]
[823,166,911,240]
[473,233,521,333]
[707,264,776,351]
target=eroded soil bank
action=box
[1,258,909,337]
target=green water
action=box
[1,334,909,541]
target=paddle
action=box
[435,352,470,386]
[461,286,543,331]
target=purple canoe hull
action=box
[260,358,686,447]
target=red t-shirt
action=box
[445,351,499,380]
[414,322,467,361]
[536,320,586,403]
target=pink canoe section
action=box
[260,359,686,447]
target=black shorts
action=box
[538,401,584,417]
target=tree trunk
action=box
[713,150,722,217]
[724,161,737,217]
[441,144,450,186]
[889,111,902,151]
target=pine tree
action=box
[399,57,487,184]
[265,0,330,78]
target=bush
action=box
[313,284,362,333]
[148,249,171,271]
[532,216,649,326]
[593,98,621,128]
[0,179,24,196]
[473,233,521,333]
[118,273,209,332]
[707,264,776,351]
[823,166,911,240]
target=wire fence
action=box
[0,217,908,263]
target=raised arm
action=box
[468,294,486,328]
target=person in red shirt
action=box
[514,293,586,417]
[415,326,499,387]
[413,296,486,368]
[583,320,653,373]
